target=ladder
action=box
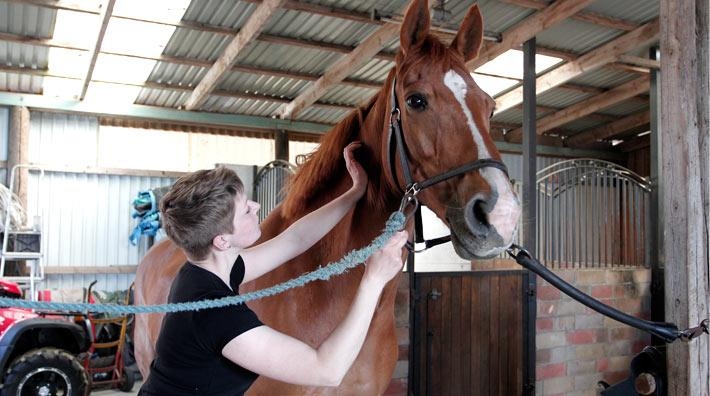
[1,164,45,300]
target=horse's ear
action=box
[450,4,484,62]
[400,0,430,55]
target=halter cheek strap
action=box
[387,78,509,196]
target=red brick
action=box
[591,285,613,298]
[398,345,408,360]
[537,317,554,331]
[567,329,597,344]
[596,357,609,372]
[610,327,640,340]
[537,362,566,380]
[384,378,408,396]
[537,285,562,300]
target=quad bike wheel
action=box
[1,348,89,396]
[118,368,136,392]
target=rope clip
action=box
[398,191,419,219]
[680,319,709,342]
[506,243,532,260]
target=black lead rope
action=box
[506,243,709,344]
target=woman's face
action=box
[229,192,261,248]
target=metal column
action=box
[521,37,537,396]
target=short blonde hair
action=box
[160,166,244,260]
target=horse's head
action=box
[383,0,521,259]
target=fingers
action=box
[385,230,408,249]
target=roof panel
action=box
[0,71,43,94]
[569,68,638,89]
[537,89,593,109]
[585,0,659,23]
[537,19,625,54]
[0,2,56,37]
[183,0,256,29]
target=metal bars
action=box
[534,159,651,269]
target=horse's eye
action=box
[405,94,427,111]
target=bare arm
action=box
[222,231,408,386]
[241,142,367,283]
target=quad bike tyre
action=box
[1,347,89,396]
[118,368,136,392]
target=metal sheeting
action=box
[0,2,55,94]
[27,171,174,292]
[536,19,626,55]
[536,159,650,268]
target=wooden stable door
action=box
[412,271,525,396]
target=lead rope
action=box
[0,212,407,315]
[507,243,709,343]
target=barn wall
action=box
[9,111,316,293]
[535,268,651,395]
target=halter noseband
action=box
[387,78,509,214]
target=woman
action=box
[139,142,407,395]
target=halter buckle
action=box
[390,108,401,124]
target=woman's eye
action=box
[406,94,427,111]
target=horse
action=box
[134,0,522,394]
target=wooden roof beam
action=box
[183,0,286,111]
[505,76,650,142]
[79,0,115,100]
[277,23,399,119]
[495,18,659,114]
[468,0,597,70]
[566,110,650,147]
[499,0,640,31]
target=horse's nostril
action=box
[468,199,490,238]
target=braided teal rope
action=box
[0,212,406,315]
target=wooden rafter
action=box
[467,0,597,70]
[494,18,659,114]
[505,76,650,142]
[566,110,650,147]
[277,23,399,119]
[79,0,116,100]
[183,0,286,111]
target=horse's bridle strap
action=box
[388,78,509,195]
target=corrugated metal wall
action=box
[23,112,175,292]
[27,172,173,291]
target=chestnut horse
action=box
[134,0,521,394]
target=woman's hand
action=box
[344,141,367,198]
[364,231,408,286]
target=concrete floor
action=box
[91,381,142,396]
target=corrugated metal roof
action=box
[0,0,662,151]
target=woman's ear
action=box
[213,234,231,250]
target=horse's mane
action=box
[281,100,370,219]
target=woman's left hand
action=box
[344,141,367,198]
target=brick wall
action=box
[535,268,652,396]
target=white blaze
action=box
[443,70,520,247]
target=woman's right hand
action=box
[364,231,408,286]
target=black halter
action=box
[387,78,509,213]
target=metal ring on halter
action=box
[390,108,401,124]
[506,243,531,260]
[398,193,419,219]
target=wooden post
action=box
[660,0,709,394]
[274,129,289,161]
[7,106,30,205]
